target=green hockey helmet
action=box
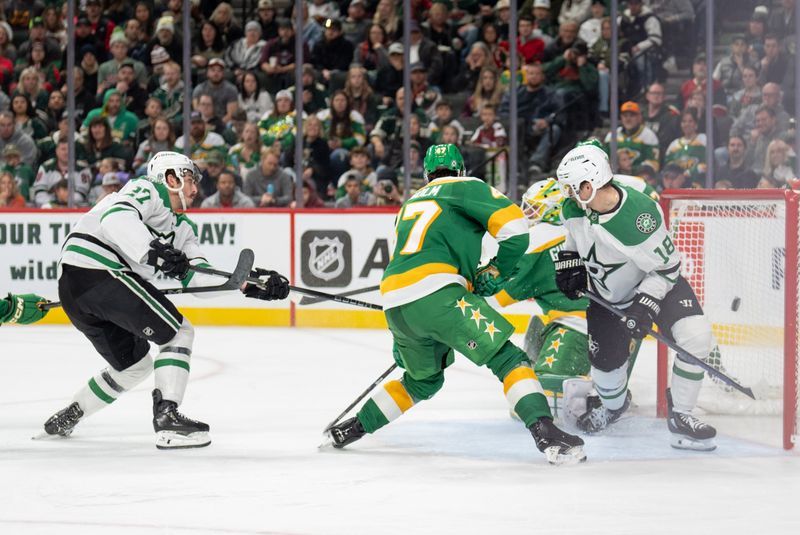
[423,144,465,181]
[521,178,564,226]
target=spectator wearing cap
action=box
[85,0,117,52]
[522,0,557,39]
[1,144,34,200]
[716,135,758,189]
[175,112,228,171]
[619,0,663,96]
[409,20,444,89]
[192,20,226,69]
[287,64,329,115]
[660,162,697,191]
[202,169,255,209]
[409,62,442,120]
[32,138,92,208]
[257,90,299,151]
[94,172,123,204]
[147,15,182,67]
[355,24,390,73]
[226,20,267,84]
[294,1,324,51]
[98,30,148,95]
[642,82,680,158]
[256,0,279,42]
[193,58,240,123]
[260,18,310,93]
[244,147,294,207]
[343,0,370,46]
[82,89,139,147]
[375,42,405,104]
[73,18,104,72]
[0,111,38,167]
[604,101,661,171]
[224,109,250,148]
[712,35,754,97]
[17,15,61,67]
[310,18,355,83]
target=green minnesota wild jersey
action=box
[380,176,529,310]
[664,134,707,181]
[61,177,215,288]
[604,125,661,171]
[486,222,588,334]
[561,183,681,305]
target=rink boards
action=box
[0,209,541,331]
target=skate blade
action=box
[544,445,587,466]
[670,434,717,452]
[155,431,211,450]
[31,429,73,440]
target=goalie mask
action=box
[556,144,613,208]
[423,144,465,181]
[521,178,564,226]
[147,151,201,210]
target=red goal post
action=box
[657,189,800,450]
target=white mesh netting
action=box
[665,195,799,447]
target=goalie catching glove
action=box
[147,240,190,280]
[243,268,290,301]
[622,293,661,340]
[554,250,586,300]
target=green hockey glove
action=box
[474,259,509,297]
[0,293,49,325]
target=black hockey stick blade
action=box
[289,285,383,310]
[163,248,255,294]
[581,290,756,399]
[323,363,398,432]
[297,285,381,306]
[40,249,257,310]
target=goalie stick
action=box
[581,290,756,400]
[38,249,256,311]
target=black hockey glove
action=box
[243,268,290,301]
[554,250,587,300]
[147,240,190,280]
[622,293,661,340]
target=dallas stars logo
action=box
[636,212,657,234]
[583,244,625,292]
[484,321,501,341]
[455,297,472,316]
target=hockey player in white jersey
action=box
[41,151,289,449]
[553,144,717,451]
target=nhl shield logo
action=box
[301,230,352,287]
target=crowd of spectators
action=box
[0,1,796,211]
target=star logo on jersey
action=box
[583,244,625,292]
[548,339,562,352]
[470,308,486,328]
[484,321,500,341]
[557,328,568,337]
[636,212,658,234]
[455,297,472,315]
[544,355,557,368]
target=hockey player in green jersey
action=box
[323,144,586,465]
[40,151,290,449]
[0,293,49,325]
[554,144,717,451]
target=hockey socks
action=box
[591,363,629,410]
[357,379,416,433]
[489,341,551,426]
[72,354,154,418]
[154,319,194,405]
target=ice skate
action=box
[666,388,716,451]
[37,402,84,439]
[576,390,632,433]
[529,417,587,465]
[152,389,210,449]
[320,417,366,449]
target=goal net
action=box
[657,190,800,450]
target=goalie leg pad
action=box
[154,318,194,405]
[72,353,154,417]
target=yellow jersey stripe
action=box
[488,204,526,238]
[503,366,538,394]
[384,380,414,413]
[539,310,587,325]
[532,235,565,253]
[494,289,518,307]
[380,262,459,294]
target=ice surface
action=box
[1,326,798,534]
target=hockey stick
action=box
[38,249,256,311]
[581,290,755,400]
[296,285,381,306]
[323,362,398,431]
[190,264,384,310]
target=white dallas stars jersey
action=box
[60,177,217,288]
[560,181,680,305]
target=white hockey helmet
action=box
[556,144,613,207]
[521,178,564,226]
[147,151,200,209]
